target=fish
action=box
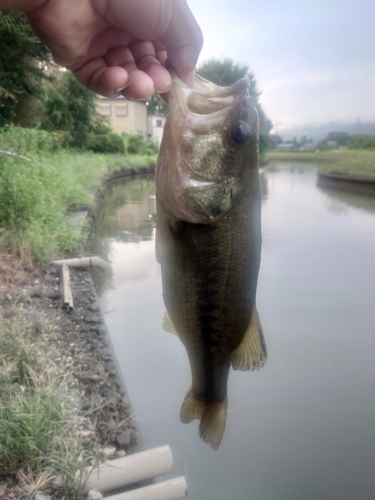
[155,68,267,450]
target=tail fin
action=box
[180,390,228,450]
[231,306,267,371]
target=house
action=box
[299,142,319,152]
[147,114,167,144]
[276,143,295,152]
[96,96,148,137]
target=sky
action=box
[187,0,375,133]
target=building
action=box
[299,142,319,152]
[96,96,148,137]
[147,114,167,144]
[276,143,295,152]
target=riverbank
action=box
[0,151,156,498]
[0,253,143,500]
[0,143,157,261]
[266,149,375,180]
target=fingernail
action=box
[156,83,172,94]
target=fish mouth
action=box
[187,77,250,115]
[167,63,251,119]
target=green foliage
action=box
[0,155,81,259]
[42,71,127,151]
[0,125,156,259]
[0,125,63,155]
[43,87,74,132]
[87,131,125,154]
[324,131,352,146]
[43,71,101,148]
[197,58,272,153]
[0,10,50,126]
[349,135,375,150]
[123,133,159,155]
[145,93,169,115]
[0,315,68,475]
[0,312,99,499]
[268,134,283,149]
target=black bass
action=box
[155,69,267,450]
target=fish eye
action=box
[229,122,251,145]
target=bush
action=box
[349,135,375,150]
[123,133,158,155]
[0,155,81,259]
[87,132,125,154]
[0,125,63,156]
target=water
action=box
[90,164,375,500]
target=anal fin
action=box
[231,306,267,371]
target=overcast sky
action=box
[188,0,375,132]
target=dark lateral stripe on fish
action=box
[196,260,225,403]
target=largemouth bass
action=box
[155,69,267,450]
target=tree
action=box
[197,59,272,153]
[269,134,283,150]
[0,10,50,126]
[145,93,169,116]
[42,71,107,147]
[324,131,351,146]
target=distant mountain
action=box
[278,121,375,142]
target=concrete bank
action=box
[317,171,375,196]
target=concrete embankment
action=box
[317,172,375,196]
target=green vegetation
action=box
[0,126,157,261]
[0,311,97,498]
[0,10,50,126]
[319,150,375,179]
[349,135,375,150]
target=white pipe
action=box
[85,446,174,493]
[52,256,109,270]
[105,476,187,500]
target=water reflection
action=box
[89,165,375,500]
[318,181,375,214]
[90,175,156,294]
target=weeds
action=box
[0,310,101,498]
[0,127,157,260]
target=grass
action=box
[0,309,100,498]
[0,128,157,261]
[266,149,375,179]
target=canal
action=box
[90,163,375,500]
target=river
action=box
[90,163,375,500]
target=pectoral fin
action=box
[162,311,178,335]
[231,306,267,371]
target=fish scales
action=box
[156,69,267,450]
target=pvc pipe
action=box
[105,476,187,500]
[85,446,174,492]
[61,263,73,311]
[52,256,109,270]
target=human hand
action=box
[16,0,202,99]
